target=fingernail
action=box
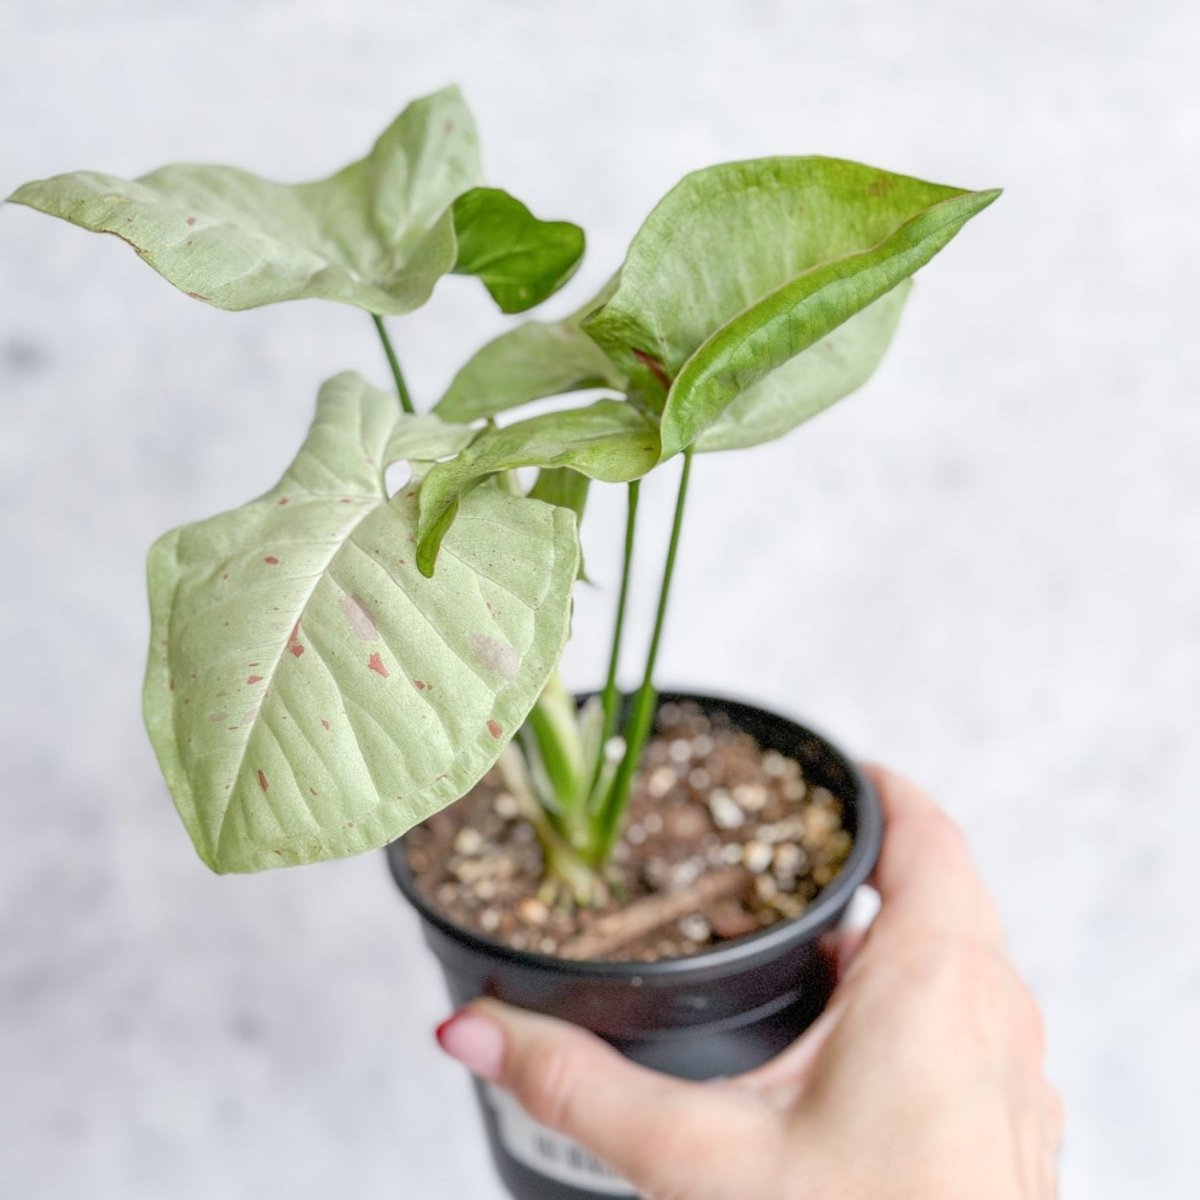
[435,1010,505,1083]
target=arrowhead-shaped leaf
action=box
[9,87,583,316]
[416,400,659,575]
[694,282,910,452]
[143,372,578,873]
[581,158,998,456]
[434,277,625,421]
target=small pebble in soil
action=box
[783,778,806,802]
[802,806,838,846]
[762,751,786,778]
[773,843,805,876]
[518,897,548,925]
[734,783,768,811]
[743,841,772,874]
[709,789,745,829]
[454,828,484,856]
[648,766,676,797]
[668,858,703,891]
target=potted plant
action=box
[9,85,997,1199]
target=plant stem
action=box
[589,447,694,864]
[371,314,415,415]
[592,480,640,793]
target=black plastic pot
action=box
[386,691,882,1200]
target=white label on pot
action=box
[484,1084,637,1196]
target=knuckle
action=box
[516,1037,586,1131]
[896,927,998,990]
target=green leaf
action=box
[527,466,590,522]
[452,187,584,313]
[434,276,624,421]
[581,158,998,453]
[661,190,997,458]
[416,400,658,575]
[695,283,910,452]
[143,371,578,873]
[529,467,592,580]
[9,87,583,316]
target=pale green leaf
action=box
[695,283,909,452]
[9,87,583,315]
[416,400,658,575]
[143,371,578,873]
[434,276,624,421]
[383,411,478,466]
[581,158,997,453]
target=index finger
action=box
[862,763,1005,948]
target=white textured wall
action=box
[2,2,1197,1197]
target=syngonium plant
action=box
[10,86,998,899]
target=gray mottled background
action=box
[2,1,1197,1196]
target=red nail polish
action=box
[434,1009,506,1082]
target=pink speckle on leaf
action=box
[257,769,269,792]
[340,593,379,641]
[469,633,521,681]
[186,216,197,226]
[320,718,330,730]
[287,622,305,657]
[278,497,289,506]
[487,719,502,739]
[414,680,428,690]
[264,556,279,565]
[246,674,263,685]
[368,652,389,678]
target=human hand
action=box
[435,765,1062,1199]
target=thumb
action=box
[436,998,764,1193]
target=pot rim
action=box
[386,688,882,981]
